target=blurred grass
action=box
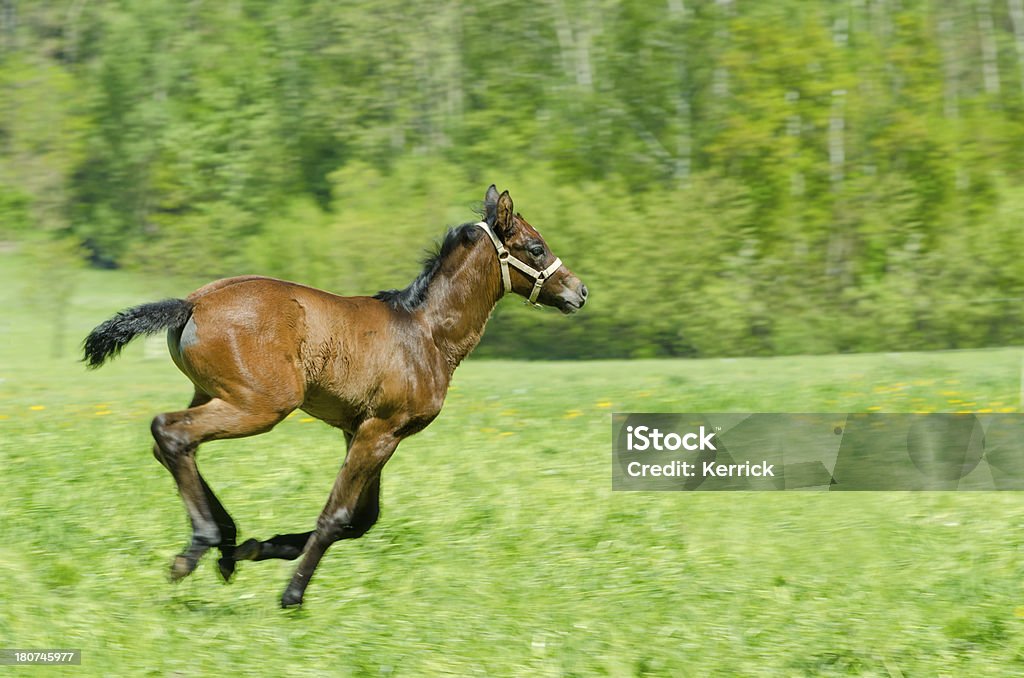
[2,249,1024,675]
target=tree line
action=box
[1,0,1022,358]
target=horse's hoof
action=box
[234,538,262,561]
[169,555,195,582]
[217,556,236,583]
[281,587,304,608]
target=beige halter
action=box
[475,221,563,306]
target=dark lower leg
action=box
[281,471,385,608]
[152,397,290,582]
[281,536,329,608]
[153,443,221,579]
[235,531,313,561]
[186,393,238,581]
[198,476,238,581]
[167,455,222,581]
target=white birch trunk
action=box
[712,0,733,100]
[668,0,690,185]
[938,16,961,120]
[977,0,1001,95]
[1008,0,1024,95]
[551,0,595,92]
[786,90,803,197]
[1,0,15,52]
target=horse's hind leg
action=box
[235,476,381,563]
[151,395,290,581]
[234,531,313,562]
[152,392,241,581]
[197,474,238,581]
[152,446,240,580]
[233,475,380,563]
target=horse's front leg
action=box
[281,420,398,608]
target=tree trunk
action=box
[938,15,961,120]
[551,0,595,92]
[712,0,733,101]
[668,0,690,186]
[1,0,14,53]
[977,0,1001,96]
[1008,0,1024,95]
[829,91,846,190]
[443,0,463,137]
[786,90,803,197]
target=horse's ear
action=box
[495,190,515,239]
[487,183,503,223]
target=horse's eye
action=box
[529,246,544,258]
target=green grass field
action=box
[3,251,1024,675]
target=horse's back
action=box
[171,276,408,420]
[188,275,355,306]
[187,275,386,323]
[187,275,278,302]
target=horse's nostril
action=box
[580,284,588,299]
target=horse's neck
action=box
[420,237,503,373]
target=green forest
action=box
[1,0,1023,359]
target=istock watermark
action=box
[625,425,718,451]
[612,413,1024,491]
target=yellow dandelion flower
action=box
[563,410,583,419]
[95,410,112,416]
[1000,407,1017,413]
[299,417,315,423]
[499,431,515,437]
[29,405,45,411]
[977,408,993,413]
[867,406,882,412]
[595,401,612,409]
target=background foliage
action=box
[2,0,1023,358]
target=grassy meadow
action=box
[2,250,1024,675]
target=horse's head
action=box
[481,185,588,315]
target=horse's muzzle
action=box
[557,281,588,315]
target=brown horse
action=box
[83,186,587,607]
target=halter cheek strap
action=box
[475,221,562,306]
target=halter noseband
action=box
[475,221,562,306]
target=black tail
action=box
[83,298,193,369]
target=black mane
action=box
[373,221,486,312]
